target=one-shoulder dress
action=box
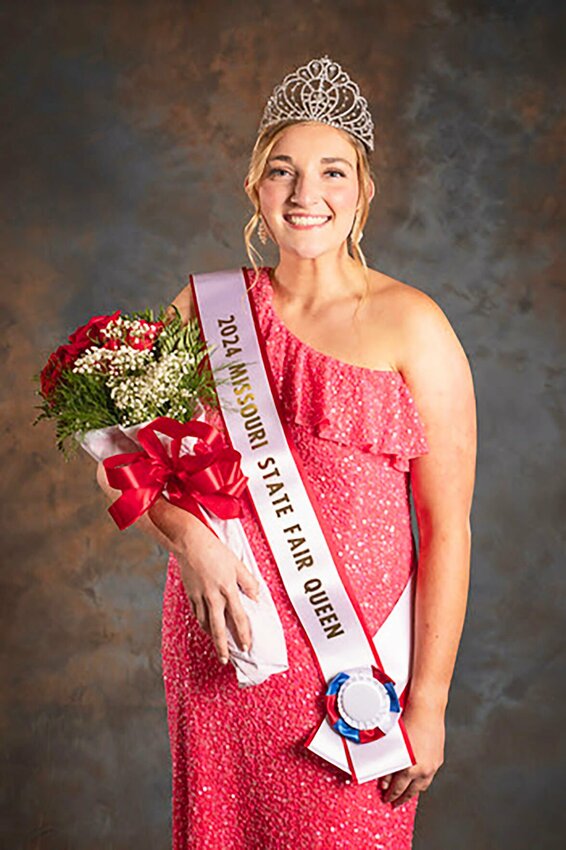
[161,266,430,849]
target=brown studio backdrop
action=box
[1,1,564,848]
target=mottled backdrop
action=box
[1,1,564,848]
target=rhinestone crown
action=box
[258,55,374,153]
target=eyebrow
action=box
[267,155,354,171]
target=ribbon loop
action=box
[102,416,248,531]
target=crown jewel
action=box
[258,55,374,153]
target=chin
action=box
[282,242,341,261]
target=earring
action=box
[349,217,364,243]
[349,207,364,243]
[258,215,269,245]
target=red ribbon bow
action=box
[103,416,249,531]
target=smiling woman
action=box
[244,113,375,290]
[102,55,477,850]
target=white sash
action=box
[191,267,416,784]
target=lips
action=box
[283,215,332,229]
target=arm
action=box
[406,293,476,713]
[96,445,260,663]
[94,280,260,658]
[382,289,477,806]
[95,460,208,555]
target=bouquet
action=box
[33,305,219,458]
[33,304,288,687]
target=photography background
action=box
[1,1,564,848]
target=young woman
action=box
[98,56,476,849]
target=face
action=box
[255,122,372,260]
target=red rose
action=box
[101,338,122,351]
[98,319,165,353]
[39,344,75,402]
[66,310,121,359]
[39,311,121,402]
[124,320,165,351]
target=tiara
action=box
[257,55,374,153]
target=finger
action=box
[391,780,421,808]
[235,563,261,600]
[379,774,393,793]
[225,595,253,652]
[206,594,230,663]
[383,770,412,804]
[192,597,209,632]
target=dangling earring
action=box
[349,211,364,244]
[258,214,269,245]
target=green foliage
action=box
[32,306,233,460]
[33,369,120,458]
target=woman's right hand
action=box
[97,451,260,662]
[173,522,261,664]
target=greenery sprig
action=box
[33,305,238,460]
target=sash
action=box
[190,267,417,784]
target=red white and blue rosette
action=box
[325,665,401,744]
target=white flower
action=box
[71,346,152,376]
[106,351,200,423]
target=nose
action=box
[289,173,321,208]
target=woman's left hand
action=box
[379,701,446,808]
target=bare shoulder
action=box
[368,269,477,497]
[366,268,468,371]
[367,267,447,326]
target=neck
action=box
[270,248,367,309]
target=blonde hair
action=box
[242,120,375,299]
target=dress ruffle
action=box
[280,345,430,472]
[252,267,431,473]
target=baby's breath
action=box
[33,305,227,459]
[108,350,202,424]
[72,345,152,376]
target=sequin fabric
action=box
[162,266,430,849]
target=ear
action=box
[367,176,376,204]
[357,177,376,211]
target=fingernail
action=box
[219,656,228,664]
[242,643,249,652]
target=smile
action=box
[283,214,332,229]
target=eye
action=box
[266,167,347,179]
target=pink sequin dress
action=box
[162,266,430,849]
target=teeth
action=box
[287,216,330,226]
